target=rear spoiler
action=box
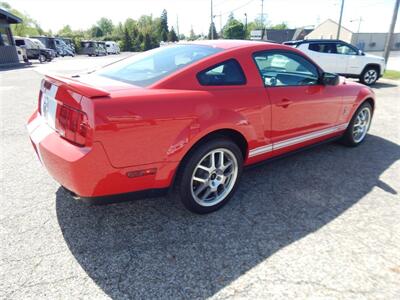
[45,74,110,98]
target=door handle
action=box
[276,98,293,108]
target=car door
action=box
[336,42,361,75]
[253,50,343,155]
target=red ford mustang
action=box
[27,40,375,213]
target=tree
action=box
[222,14,245,39]
[97,17,114,36]
[208,22,218,40]
[57,25,73,36]
[188,27,196,41]
[1,2,44,36]
[89,25,103,38]
[122,26,132,51]
[268,22,288,30]
[161,29,168,42]
[160,9,169,34]
[168,27,178,42]
[142,32,152,50]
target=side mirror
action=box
[358,49,365,56]
[322,72,340,86]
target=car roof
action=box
[184,39,279,50]
[284,39,347,45]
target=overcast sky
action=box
[6,0,399,35]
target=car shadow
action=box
[372,81,398,89]
[56,135,399,299]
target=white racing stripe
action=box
[248,123,349,158]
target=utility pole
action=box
[210,0,214,40]
[176,15,180,37]
[244,12,248,35]
[260,0,264,29]
[350,17,363,46]
[336,0,345,39]
[383,0,399,65]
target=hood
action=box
[364,53,385,62]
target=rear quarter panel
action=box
[91,46,274,168]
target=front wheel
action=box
[360,67,379,85]
[340,102,373,146]
[177,139,243,214]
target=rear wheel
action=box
[38,54,46,63]
[340,102,373,146]
[177,139,243,214]
[360,67,379,85]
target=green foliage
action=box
[168,27,178,42]
[0,1,45,37]
[161,29,168,42]
[1,3,178,52]
[208,22,218,40]
[268,22,289,30]
[160,9,169,35]
[97,18,114,36]
[222,14,245,39]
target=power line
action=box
[219,0,257,16]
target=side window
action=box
[253,51,319,87]
[336,43,357,55]
[197,59,246,86]
[309,43,336,53]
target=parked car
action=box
[31,38,56,59]
[105,41,120,54]
[27,40,375,214]
[31,36,59,57]
[283,39,385,85]
[14,37,53,63]
[55,38,74,57]
[60,37,76,54]
[81,40,107,56]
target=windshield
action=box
[31,39,46,49]
[97,44,222,87]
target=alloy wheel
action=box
[353,107,371,143]
[190,148,238,207]
[364,69,377,85]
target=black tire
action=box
[360,66,379,85]
[38,54,46,63]
[177,138,243,214]
[340,102,373,147]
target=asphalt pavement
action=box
[1,55,399,299]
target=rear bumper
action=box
[27,111,177,198]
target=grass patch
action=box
[383,70,400,80]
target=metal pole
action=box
[261,0,264,29]
[337,0,345,39]
[211,0,214,40]
[383,0,399,65]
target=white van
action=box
[105,41,120,54]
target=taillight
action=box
[56,104,90,146]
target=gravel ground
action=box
[1,56,399,299]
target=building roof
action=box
[0,8,22,24]
[265,29,313,43]
[313,18,353,34]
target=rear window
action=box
[97,44,221,87]
[197,59,246,86]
